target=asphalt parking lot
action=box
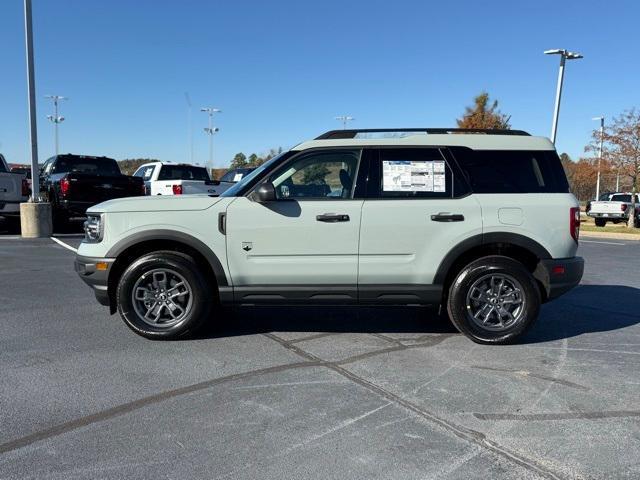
[1,232,639,479]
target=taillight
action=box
[60,177,71,197]
[570,207,580,243]
[21,178,30,197]
[172,184,183,195]
[621,204,627,212]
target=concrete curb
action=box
[581,231,640,241]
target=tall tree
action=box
[230,152,247,169]
[247,153,259,166]
[586,108,640,228]
[456,92,511,130]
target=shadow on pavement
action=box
[522,284,640,344]
[194,285,640,343]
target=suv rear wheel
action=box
[446,255,540,345]
[116,251,213,339]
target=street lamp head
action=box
[592,116,604,121]
[544,48,583,59]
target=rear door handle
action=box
[316,213,350,223]
[431,213,465,222]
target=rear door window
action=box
[367,148,469,199]
[450,148,569,193]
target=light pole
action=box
[544,49,583,144]
[45,95,66,155]
[24,0,40,201]
[200,107,221,168]
[592,116,604,199]
[335,115,354,130]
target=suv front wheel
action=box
[446,256,540,345]
[116,251,213,339]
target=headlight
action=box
[83,214,104,243]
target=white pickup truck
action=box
[586,192,639,227]
[0,154,29,229]
[133,162,224,196]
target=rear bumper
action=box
[59,200,94,217]
[0,200,22,215]
[534,256,584,301]
[587,212,626,219]
[74,254,115,308]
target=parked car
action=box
[0,154,29,230]
[40,154,144,227]
[586,192,640,227]
[133,161,221,196]
[75,127,583,345]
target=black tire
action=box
[116,251,213,340]
[594,218,607,227]
[3,216,21,234]
[446,255,541,345]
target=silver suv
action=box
[75,128,584,344]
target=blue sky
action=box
[1,0,638,167]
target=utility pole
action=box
[544,49,583,144]
[200,107,221,168]
[593,116,604,199]
[45,95,66,155]
[335,115,354,130]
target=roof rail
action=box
[315,128,530,140]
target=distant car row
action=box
[0,153,254,229]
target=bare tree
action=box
[586,108,640,228]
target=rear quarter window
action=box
[450,148,569,194]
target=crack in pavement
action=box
[261,332,563,480]
[0,360,320,455]
[474,410,640,421]
[471,365,589,391]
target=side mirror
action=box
[256,182,276,202]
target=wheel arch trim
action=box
[433,232,552,285]
[105,229,229,287]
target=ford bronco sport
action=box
[75,128,584,344]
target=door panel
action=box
[358,147,482,287]
[358,196,482,285]
[225,197,363,286]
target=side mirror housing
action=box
[256,182,276,202]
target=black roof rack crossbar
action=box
[315,128,530,140]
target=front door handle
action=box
[316,213,350,223]
[431,213,465,222]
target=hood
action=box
[88,194,222,213]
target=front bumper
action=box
[533,256,584,301]
[74,254,115,308]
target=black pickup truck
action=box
[40,154,144,226]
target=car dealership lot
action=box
[1,235,639,479]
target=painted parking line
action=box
[50,237,78,253]
[580,239,626,246]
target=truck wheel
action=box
[116,251,213,340]
[595,218,607,227]
[446,256,540,345]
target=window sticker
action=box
[383,160,446,192]
[233,173,243,182]
[433,160,446,192]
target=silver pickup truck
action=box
[0,154,29,230]
[586,192,639,227]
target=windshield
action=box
[221,152,290,197]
